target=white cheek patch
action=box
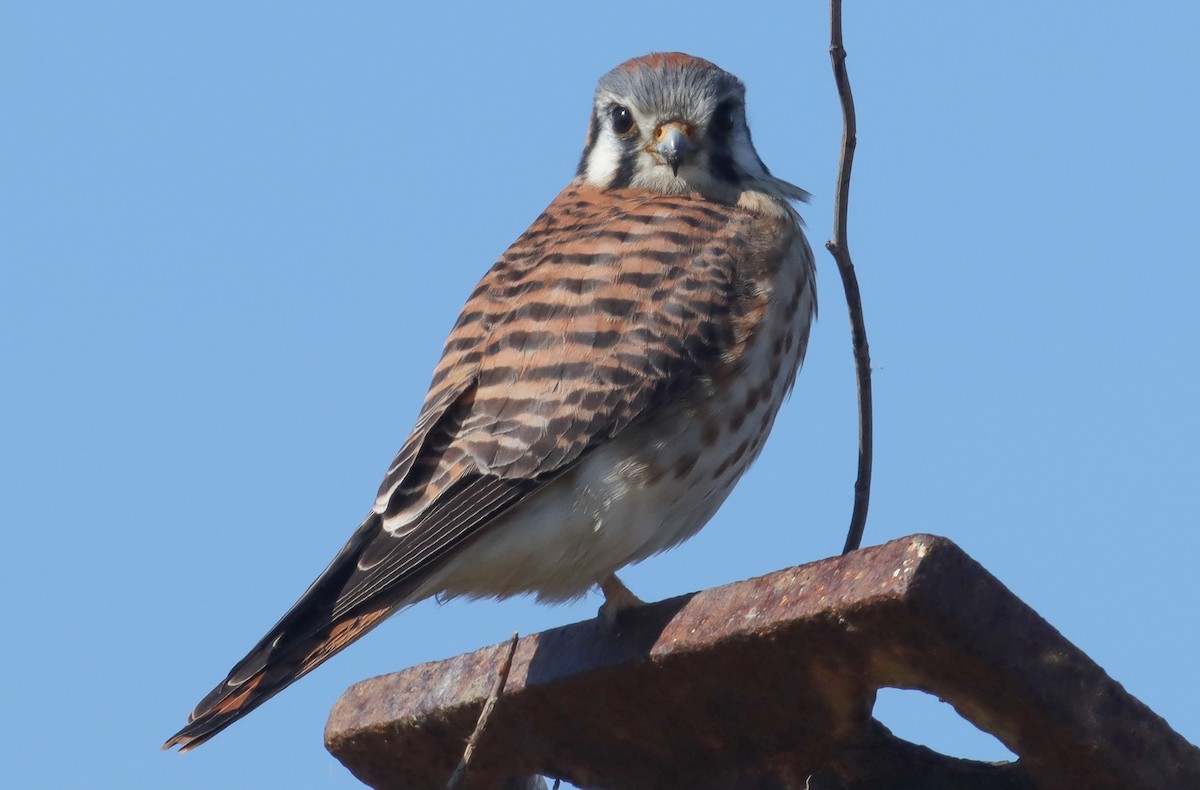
[583,133,625,188]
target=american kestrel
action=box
[166,52,815,751]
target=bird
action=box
[164,51,816,752]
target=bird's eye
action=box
[711,102,736,137]
[609,105,636,136]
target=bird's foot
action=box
[597,574,645,627]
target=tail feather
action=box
[163,605,393,751]
[163,513,397,752]
[164,469,534,750]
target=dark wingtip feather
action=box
[163,513,389,752]
[163,666,275,752]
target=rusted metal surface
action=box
[325,534,1200,789]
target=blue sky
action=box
[3,2,1198,788]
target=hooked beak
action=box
[651,122,696,176]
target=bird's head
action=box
[576,52,808,203]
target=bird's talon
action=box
[598,574,645,627]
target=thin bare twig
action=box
[827,0,873,554]
[446,632,520,790]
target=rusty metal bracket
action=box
[325,534,1200,789]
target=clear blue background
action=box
[3,2,1197,787]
